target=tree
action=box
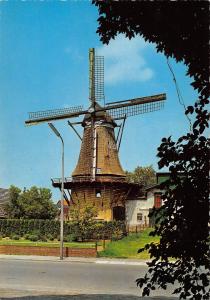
[70,205,98,241]
[125,165,156,188]
[93,1,209,299]
[4,185,22,218]
[5,185,58,219]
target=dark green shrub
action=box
[47,234,54,241]
[11,234,20,240]
[0,219,126,241]
[24,233,30,240]
[65,233,77,242]
[28,234,39,242]
[63,236,68,242]
[39,235,47,242]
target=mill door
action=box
[113,206,125,221]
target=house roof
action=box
[145,184,160,191]
[0,188,9,205]
[0,188,9,218]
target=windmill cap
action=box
[82,102,117,127]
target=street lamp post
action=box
[48,123,64,260]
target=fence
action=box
[126,224,150,233]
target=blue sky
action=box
[0,1,198,200]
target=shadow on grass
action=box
[0,294,178,300]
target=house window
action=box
[137,213,143,222]
[96,190,101,198]
[154,194,162,208]
[96,168,101,174]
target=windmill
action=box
[25,48,166,221]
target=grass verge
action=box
[99,228,159,259]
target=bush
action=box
[24,233,30,240]
[39,235,47,242]
[63,236,68,242]
[11,234,20,240]
[0,219,126,241]
[28,234,39,242]
[46,234,54,241]
[65,233,77,242]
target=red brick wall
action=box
[0,245,97,257]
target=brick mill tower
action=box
[70,101,130,221]
[25,48,166,221]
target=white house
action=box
[125,172,169,228]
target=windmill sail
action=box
[89,48,105,105]
[105,94,166,119]
[25,105,85,125]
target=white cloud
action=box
[97,35,154,85]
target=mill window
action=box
[96,190,101,198]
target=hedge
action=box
[0,219,126,241]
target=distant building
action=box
[125,172,170,229]
[0,188,9,219]
[56,199,70,221]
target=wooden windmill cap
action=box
[82,102,116,127]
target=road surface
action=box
[0,258,178,299]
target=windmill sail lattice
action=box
[94,55,105,103]
[106,94,165,119]
[28,106,83,120]
[89,48,105,104]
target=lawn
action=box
[99,228,159,259]
[0,239,96,248]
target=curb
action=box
[0,254,148,266]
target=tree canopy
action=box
[93,1,209,299]
[5,185,58,219]
[93,1,209,100]
[125,165,156,188]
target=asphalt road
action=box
[0,259,178,299]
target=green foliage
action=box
[11,234,20,240]
[0,219,126,241]
[70,205,98,241]
[125,165,156,188]
[24,233,30,240]
[46,234,54,241]
[94,2,209,299]
[28,234,39,242]
[5,185,58,219]
[39,235,47,242]
[65,234,76,243]
[4,186,22,218]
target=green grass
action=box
[0,239,96,248]
[99,228,159,259]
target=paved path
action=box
[0,254,148,265]
[0,256,178,300]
